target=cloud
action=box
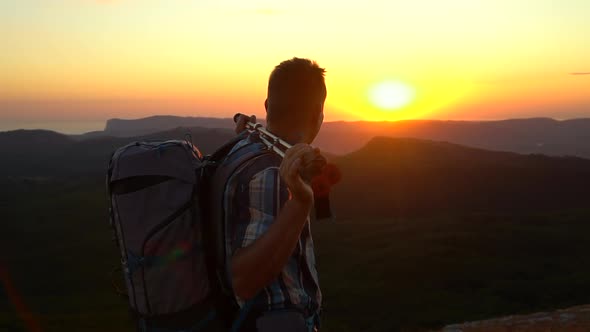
[570,72,590,75]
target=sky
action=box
[1,0,589,133]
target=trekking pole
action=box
[237,120,290,158]
[233,113,341,220]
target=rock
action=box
[440,305,590,332]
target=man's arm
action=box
[231,144,317,301]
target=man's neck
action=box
[266,123,305,145]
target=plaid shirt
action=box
[223,133,322,316]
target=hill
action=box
[0,130,76,176]
[0,129,74,149]
[0,127,234,177]
[331,136,590,218]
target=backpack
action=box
[106,134,265,332]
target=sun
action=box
[368,81,415,111]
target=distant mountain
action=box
[104,115,239,137]
[331,136,590,218]
[89,116,590,159]
[69,130,109,141]
[0,127,234,177]
[316,117,590,158]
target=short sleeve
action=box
[230,166,289,254]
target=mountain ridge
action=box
[104,115,239,136]
[5,115,590,158]
[0,126,234,176]
[72,115,590,158]
[332,136,590,218]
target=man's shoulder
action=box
[235,152,282,185]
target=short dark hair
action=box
[267,57,326,123]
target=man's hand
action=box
[280,144,321,206]
[235,114,256,134]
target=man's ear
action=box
[312,103,324,124]
[264,99,268,112]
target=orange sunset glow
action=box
[1,0,589,133]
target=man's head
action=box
[265,57,326,143]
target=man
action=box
[224,58,327,331]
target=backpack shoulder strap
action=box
[208,142,270,296]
